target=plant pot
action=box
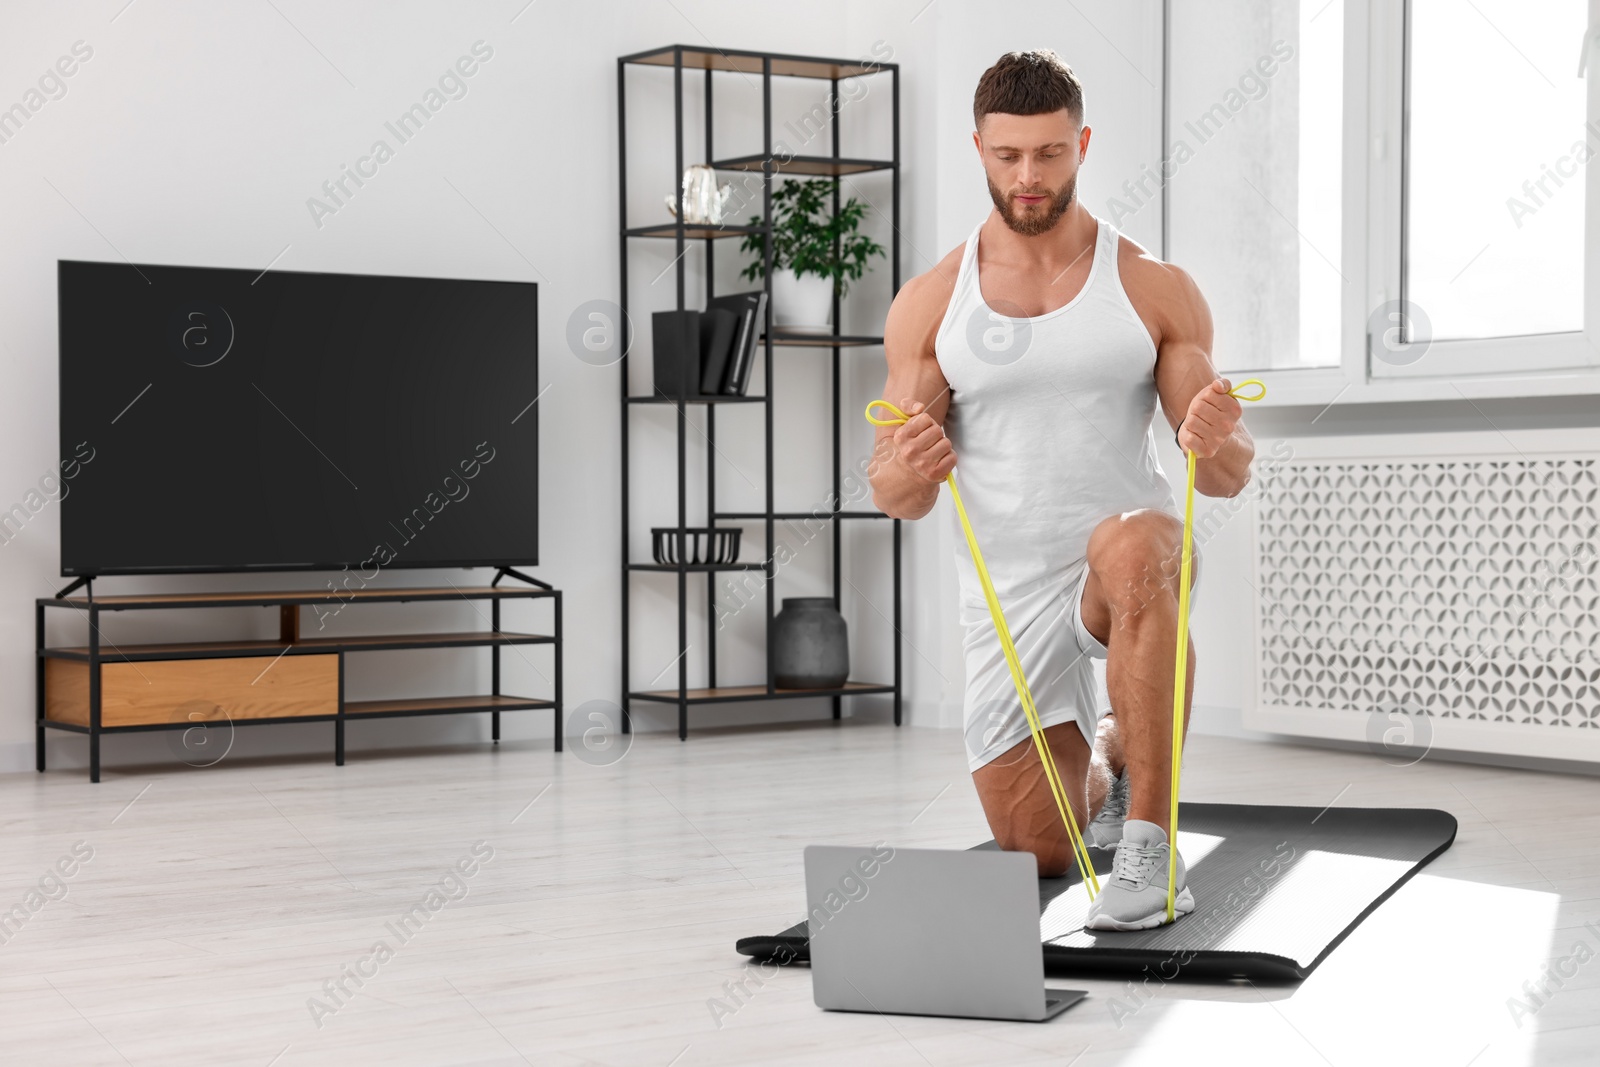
[770,268,833,335]
[772,597,849,689]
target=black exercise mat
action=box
[736,803,1458,981]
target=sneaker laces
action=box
[1109,842,1165,890]
[1102,770,1129,821]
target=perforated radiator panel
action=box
[1254,451,1600,734]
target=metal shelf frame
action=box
[618,44,903,741]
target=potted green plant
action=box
[739,178,886,334]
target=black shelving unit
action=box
[617,45,903,740]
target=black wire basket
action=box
[651,526,742,565]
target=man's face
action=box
[974,110,1088,237]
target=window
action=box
[1165,0,1345,373]
[1405,0,1587,343]
[1163,0,1600,400]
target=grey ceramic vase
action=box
[772,597,849,689]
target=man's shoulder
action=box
[886,239,968,342]
[899,240,966,309]
[1115,231,1203,309]
[1113,231,1210,351]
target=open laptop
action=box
[804,844,1086,1022]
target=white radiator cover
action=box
[1243,428,1600,763]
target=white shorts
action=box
[960,546,1203,773]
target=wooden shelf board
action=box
[629,562,764,572]
[42,631,553,662]
[623,46,889,81]
[624,222,765,240]
[628,393,765,404]
[630,681,894,704]
[714,510,890,521]
[45,586,554,611]
[712,154,893,176]
[344,694,555,716]
[765,332,884,347]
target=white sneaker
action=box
[1083,818,1194,931]
[1086,767,1129,850]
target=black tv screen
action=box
[57,260,538,576]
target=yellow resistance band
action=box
[1165,378,1265,920]
[867,399,1099,897]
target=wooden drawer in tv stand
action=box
[45,655,339,727]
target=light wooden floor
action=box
[3,720,1598,1066]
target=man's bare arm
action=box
[1141,258,1255,499]
[868,267,959,520]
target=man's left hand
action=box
[1177,379,1243,459]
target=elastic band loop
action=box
[1228,378,1267,402]
[865,399,909,426]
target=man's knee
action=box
[994,828,1079,878]
[1087,510,1186,616]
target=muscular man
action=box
[868,50,1256,930]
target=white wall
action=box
[0,0,1178,775]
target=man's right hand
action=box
[869,260,960,520]
[894,398,958,483]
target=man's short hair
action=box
[973,49,1084,130]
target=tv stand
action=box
[36,580,563,782]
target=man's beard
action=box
[987,174,1076,236]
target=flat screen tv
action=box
[57,260,538,576]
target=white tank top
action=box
[933,215,1178,612]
